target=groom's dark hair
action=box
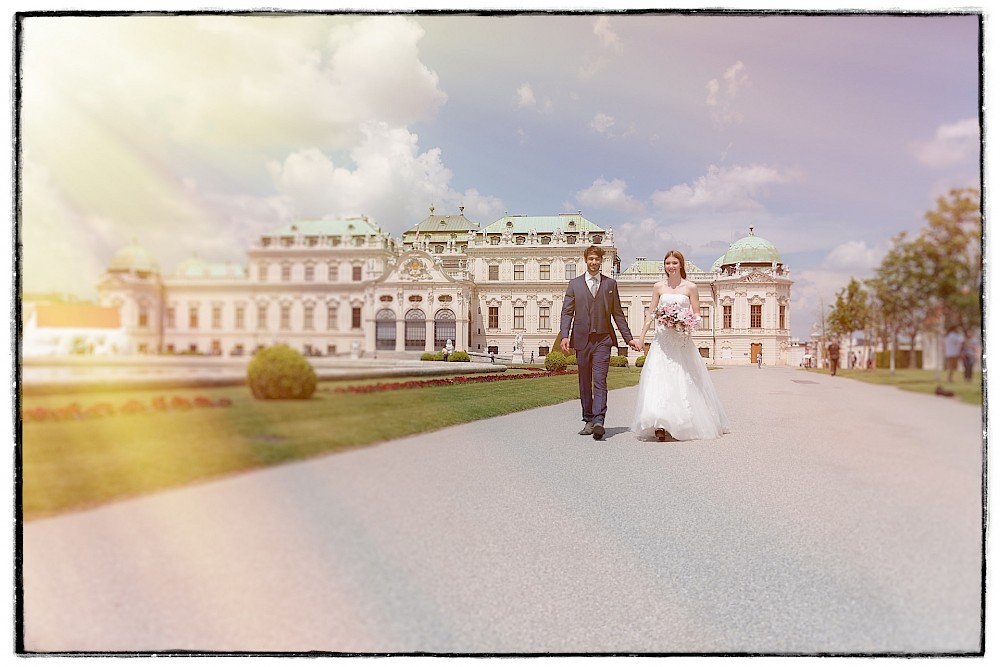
[584,245,604,259]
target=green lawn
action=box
[19,367,641,520]
[807,367,983,406]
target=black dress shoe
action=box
[655,428,667,442]
[592,424,605,440]
[578,423,594,435]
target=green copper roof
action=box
[711,254,726,271]
[402,209,480,239]
[480,213,606,234]
[621,257,704,275]
[721,231,782,265]
[108,240,160,274]
[267,216,382,237]
[174,256,247,279]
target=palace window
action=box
[166,307,176,329]
[779,305,787,330]
[280,304,291,330]
[352,266,362,281]
[328,264,339,281]
[539,306,550,330]
[376,309,396,350]
[514,306,525,330]
[212,305,222,330]
[434,309,456,350]
[404,309,426,351]
[257,303,268,330]
[138,304,149,328]
[700,306,710,330]
[188,306,199,329]
[723,305,732,329]
[303,303,314,330]
[351,307,362,329]
[514,264,524,281]
[750,304,762,329]
[488,264,499,281]
[304,264,315,282]
[488,306,499,329]
[281,264,291,282]
[540,264,550,280]
[235,305,245,330]
[327,304,338,330]
[565,263,577,279]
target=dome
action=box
[721,228,781,265]
[108,240,160,275]
[175,255,210,278]
[711,254,726,272]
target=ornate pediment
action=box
[744,271,771,283]
[377,250,455,284]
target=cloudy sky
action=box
[14,6,983,341]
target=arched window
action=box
[404,309,426,351]
[434,309,456,350]
[376,309,396,350]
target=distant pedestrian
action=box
[960,331,979,382]
[756,353,762,369]
[828,340,840,376]
[490,352,495,364]
[530,352,535,364]
[944,327,963,383]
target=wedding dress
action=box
[631,292,731,441]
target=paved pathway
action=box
[21,366,985,654]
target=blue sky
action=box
[13,4,984,342]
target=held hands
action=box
[628,339,643,352]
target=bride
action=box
[631,250,731,442]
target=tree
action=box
[919,187,982,332]
[827,277,870,369]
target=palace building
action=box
[31,210,795,365]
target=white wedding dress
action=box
[631,293,731,441]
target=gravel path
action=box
[21,366,984,654]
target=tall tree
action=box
[919,187,982,332]
[827,277,869,368]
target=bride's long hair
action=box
[664,250,687,279]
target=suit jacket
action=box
[560,273,633,350]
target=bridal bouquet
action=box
[654,302,700,335]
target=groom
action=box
[560,245,642,440]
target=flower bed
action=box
[325,369,577,394]
[22,395,233,422]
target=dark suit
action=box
[560,272,633,427]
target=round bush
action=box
[247,344,317,399]
[610,355,629,367]
[635,355,646,368]
[544,351,568,372]
[420,352,437,361]
[566,354,578,366]
[447,350,471,362]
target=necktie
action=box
[589,275,599,297]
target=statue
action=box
[511,332,525,364]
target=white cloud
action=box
[651,163,799,211]
[912,118,980,168]
[267,121,503,233]
[515,82,553,113]
[593,16,623,53]
[821,239,886,273]
[575,177,643,213]
[706,60,750,129]
[590,112,616,134]
[516,83,537,108]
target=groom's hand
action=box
[560,338,571,354]
[629,339,642,351]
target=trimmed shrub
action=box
[544,351,568,372]
[610,355,629,367]
[635,355,646,368]
[565,354,578,366]
[420,352,438,361]
[447,350,471,362]
[247,344,317,400]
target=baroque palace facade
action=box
[45,209,794,365]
